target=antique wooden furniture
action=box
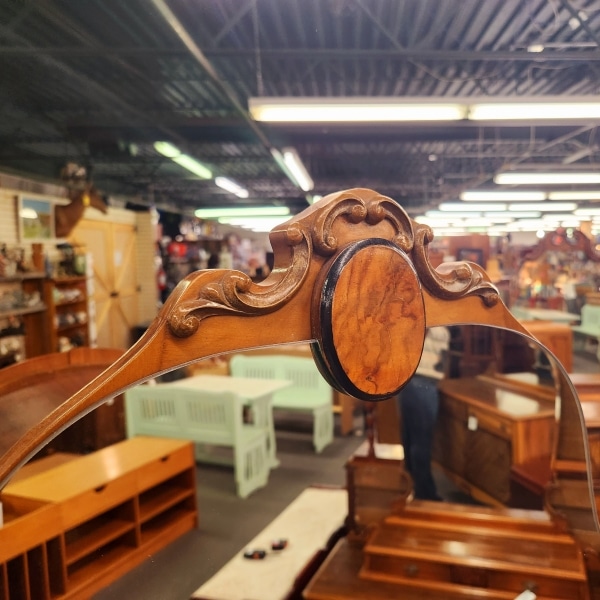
[229,354,335,453]
[433,373,556,505]
[0,188,598,597]
[0,347,125,456]
[0,436,197,600]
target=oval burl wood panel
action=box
[316,239,425,400]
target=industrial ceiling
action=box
[1,0,600,220]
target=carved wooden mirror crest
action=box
[0,188,597,550]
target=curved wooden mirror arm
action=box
[0,188,597,543]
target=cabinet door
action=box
[465,428,511,503]
[69,220,139,349]
[433,413,467,478]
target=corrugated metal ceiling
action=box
[1,0,600,215]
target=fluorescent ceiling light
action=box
[549,191,600,200]
[426,210,482,218]
[575,207,600,216]
[249,97,466,122]
[250,97,600,124]
[438,202,507,212]
[495,172,600,185]
[218,216,290,232]
[154,141,212,179]
[282,147,314,191]
[215,176,249,198]
[508,202,577,211]
[460,190,546,202]
[195,206,290,219]
[470,102,600,121]
[485,211,539,219]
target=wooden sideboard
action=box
[0,436,197,600]
[520,319,573,373]
[433,374,556,505]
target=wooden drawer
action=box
[60,470,137,529]
[136,443,194,492]
[361,552,451,583]
[487,568,587,599]
[467,406,512,440]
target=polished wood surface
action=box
[520,319,574,373]
[434,375,555,505]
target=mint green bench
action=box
[124,385,271,498]
[229,354,334,453]
[572,304,600,360]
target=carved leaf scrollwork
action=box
[412,223,500,307]
[166,189,500,338]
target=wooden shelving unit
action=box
[0,437,198,600]
[0,272,49,363]
[44,276,90,353]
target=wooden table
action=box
[512,306,580,324]
[169,374,291,468]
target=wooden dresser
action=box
[0,436,197,600]
[433,373,556,505]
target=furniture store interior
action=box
[3,2,600,599]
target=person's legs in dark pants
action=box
[399,374,441,501]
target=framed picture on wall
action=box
[457,247,485,267]
[17,195,55,241]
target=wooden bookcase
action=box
[43,276,90,353]
[0,272,49,364]
[0,437,198,600]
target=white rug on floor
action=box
[191,487,347,600]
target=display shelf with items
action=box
[0,272,49,364]
[44,276,89,352]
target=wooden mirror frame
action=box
[0,188,597,548]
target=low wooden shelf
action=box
[0,436,198,600]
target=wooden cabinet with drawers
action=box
[433,374,556,505]
[0,436,197,600]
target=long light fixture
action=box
[495,171,600,185]
[249,97,600,124]
[460,190,545,202]
[218,216,290,232]
[215,176,249,198]
[195,206,290,219]
[250,98,467,122]
[438,202,507,212]
[469,101,600,121]
[154,141,212,179]
[281,147,314,191]
[508,202,577,212]
[549,191,600,200]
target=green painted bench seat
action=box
[124,385,270,498]
[572,304,600,360]
[229,354,335,453]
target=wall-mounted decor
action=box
[457,247,485,267]
[17,195,55,241]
